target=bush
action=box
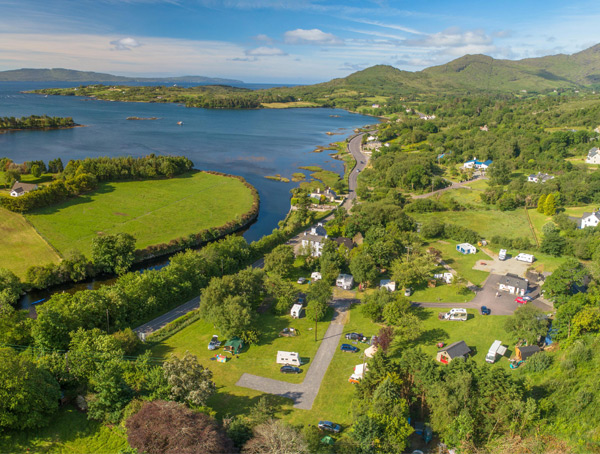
[404,198,446,213]
[526,351,552,372]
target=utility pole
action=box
[106,308,110,333]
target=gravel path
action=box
[236,298,353,410]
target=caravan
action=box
[485,340,507,363]
[498,249,507,261]
[290,304,303,319]
[276,351,301,366]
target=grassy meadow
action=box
[0,207,61,277]
[25,171,255,257]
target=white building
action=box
[498,273,528,296]
[463,159,493,170]
[10,181,38,197]
[336,274,354,290]
[527,172,554,183]
[300,223,328,257]
[586,147,600,164]
[577,210,600,229]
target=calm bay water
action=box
[0,82,371,308]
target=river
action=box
[0,81,372,308]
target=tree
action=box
[504,305,548,344]
[30,164,42,178]
[349,250,379,287]
[536,194,547,213]
[127,400,235,454]
[539,230,566,257]
[91,233,136,275]
[542,258,587,305]
[306,280,332,341]
[265,274,297,314]
[375,326,395,353]
[87,358,133,423]
[163,352,216,407]
[544,193,556,216]
[382,296,412,326]
[489,160,511,186]
[361,289,395,323]
[263,244,295,277]
[243,419,309,454]
[0,348,60,430]
[0,268,21,311]
[391,253,436,290]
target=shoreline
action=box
[0,124,84,134]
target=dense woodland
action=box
[0,114,75,130]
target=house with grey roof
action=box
[586,147,600,164]
[10,181,38,197]
[498,273,528,296]
[436,340,471,364]
[527,172,554,183]
[576,210,600,229]
[300,222,328,257]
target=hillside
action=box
[0,68,243,84]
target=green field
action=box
[432,240,490,286]
[25,171,255,257]
[0,407,127,453]
[0,207,60,277]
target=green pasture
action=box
[25,171,255,257]
[0,207,60,277]
[430,240,490,286]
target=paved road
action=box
[134,296,200,335]
[235,298,354,410]
[343,133,368,210]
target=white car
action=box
[297,277,307,284]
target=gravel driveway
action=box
[236,298,354,410]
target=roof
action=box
[482,159,493,166]
[502,273,528,291]
[333,237,354,249]
[310,224,328,237]
[518,345,541,360]
[303,233,326,243]
[11,181,38,193]
[336,273,353,283]
[439,340,471,359]
[224,337,243,347]
[588,147,599,157]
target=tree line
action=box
[0,115,75,130]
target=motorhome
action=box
[276,351,301,366]
[499,249,507,261]
[440,308,468,321]
[515,253,534,263]
[290,304,303,318]
[485,340,507,363]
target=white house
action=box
[456,243,477,255]
[498,273,528,296]
[577,210,600,229]
[300,223,328,257]
[336,274,354,290]
[380,279,396,292]
[527,172,554,183]
[10,181,38,197]
[586,147,600,164]
[463,159,493,170]
[309,187,337,202]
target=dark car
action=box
[480,306,491,315]
[345,332,363,341]
[318,420,341,433]
[340,344,359,353]
[280,365,302,374]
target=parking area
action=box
[472,251,531,277]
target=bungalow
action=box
[527,172,554,183]
[463,158,493,170]
[498,273,528,296]
[309,187,338,203]
[436,340,471,364]
[300,223,328,257]
[456,243,477,255]
[576,210,600,229]
[336,274,354,290]
[586,147,600,164]
[10,181,38,197]
[380,279,396,292]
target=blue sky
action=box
[0,0,599,83]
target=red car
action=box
[515,296,527,304]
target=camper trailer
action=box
[290,304,303,319]
[276,351,301,366]
[499,249,507,261]
[485,340,507,363]
[349,363,369,384]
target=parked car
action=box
[208,335,220,350]
[297,277,307,284]
[340,344,359,353]
[345,332,363,341]
[515,296,527,304]
[523,296,532,302]
[280,365,302,374]
[480,306,491,315]
[404,287,413,297]
[318,421,341,433]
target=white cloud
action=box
[245,46,287,56]
[405,27,492,48]
[253,33,274,44]
[110,37,142,51]
[284,28,343,45]
[349,18,425,35]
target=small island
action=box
[126,116,159,121]
[0,115,78,132]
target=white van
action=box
[277,351,301,366]
[499,249,507,261]
[515,253,534,263]
[442,308,468,321]
[485,340,507,363]
[290,304,303,319]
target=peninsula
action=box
[0,115,78,132]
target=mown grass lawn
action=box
[0,206,61,277]
[0,407,127,454]
[413,209,534,243]
[431,240,490,286]
[25,171,255,257]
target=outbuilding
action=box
[436,340,471,364]
[515,345,541,362]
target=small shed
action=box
[436,340,471,364]
[515,345,540,362]
[224,337,244,355]
[456,243,477,254]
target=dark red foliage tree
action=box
[126,400,236,454]
[375,326,395,353]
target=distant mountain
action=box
[0,68,243,85]
[315,43,600,94]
